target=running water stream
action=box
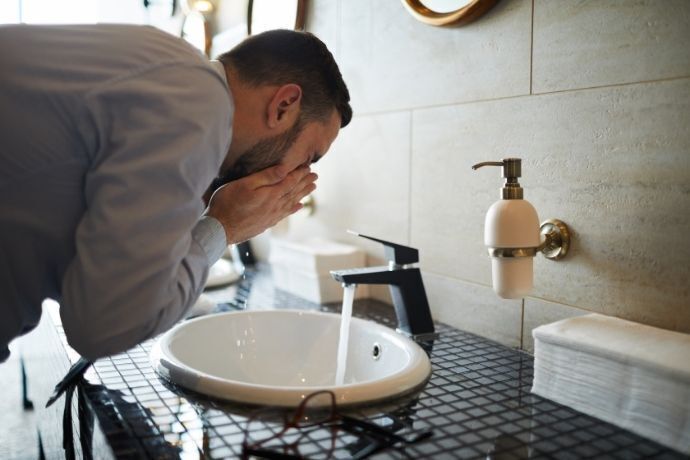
[335,284,357,386]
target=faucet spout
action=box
[331,233,436,340]
[331,265,436,340]
[331,266,402,285]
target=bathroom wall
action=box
[282,0,690,351]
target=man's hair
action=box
[217,29,352,128]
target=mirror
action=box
[401,0,498,26]
[420,0,473,13]
[247,0,307,35]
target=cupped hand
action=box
[205,163,317,244]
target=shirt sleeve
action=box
[192,215,227,265]
[60,62,231,361]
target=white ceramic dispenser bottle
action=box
[472,158,540,299]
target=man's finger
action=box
[245,163,293,188]
[296,182,317,200]
[263,166,311,198]
[289,202,304,214]
[280,171,317,198]
[282,182,316,212]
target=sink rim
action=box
[151,309,432,407]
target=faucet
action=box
[330,232,436,340]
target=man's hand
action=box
[205,164,317,244]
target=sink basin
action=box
[151,309,431,407]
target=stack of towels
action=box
[269,237,368,304]
[531,313,690,454]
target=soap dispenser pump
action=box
[472,158,540,299]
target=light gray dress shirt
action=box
[0,24,232,362]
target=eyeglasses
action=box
[241,390,433,459]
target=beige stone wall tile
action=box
[533,0,690,93]
[338,0,531,114]
[424,272,523,348]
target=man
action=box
[0,25,352,362]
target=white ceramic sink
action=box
[151,309,431,407]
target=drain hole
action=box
[372,343,382,360]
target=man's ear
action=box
[266,84,302,129]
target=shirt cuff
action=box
[191,216,227,266]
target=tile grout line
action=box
[352,74,690,118]
[529,0,535,95]
[408,110,413,245]
[423,268,594,312]
[520,298,525,350]
[530,74,690,94]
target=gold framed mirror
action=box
[247,0,307,36]
[401,0,498,26]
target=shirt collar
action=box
[209,60,228,86]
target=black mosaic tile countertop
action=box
[54,267,686,459]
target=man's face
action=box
[210,109,341,191]
[277,108,341,173]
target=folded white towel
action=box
[532,313,690,454]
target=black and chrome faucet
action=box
[330,232,436,340]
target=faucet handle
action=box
[347,230,419,265]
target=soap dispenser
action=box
[472,158,540,299]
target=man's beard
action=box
[207,117,305,194]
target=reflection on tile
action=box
[339,0,531,113]
[412,78,690,333]
[423,272,522,348]
[522,297,587,353]
[533,0,690,93]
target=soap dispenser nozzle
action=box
[472,158,524,199]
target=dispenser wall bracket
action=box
[487,219,571,260]
[538,219,570,260]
